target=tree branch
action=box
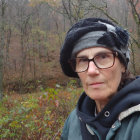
[128,0,140,25]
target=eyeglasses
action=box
[69,52,117,73]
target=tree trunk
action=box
[0,0,6,100]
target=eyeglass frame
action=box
[68,51,118,73]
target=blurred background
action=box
[0,0,140,139]
[0,0,140,94]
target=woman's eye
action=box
[80,58,88,62]
[99,53,109,59]
[101,54,107,58]
[77,58,88,63]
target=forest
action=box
[0,0,140,139]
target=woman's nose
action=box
[87,61,99,75]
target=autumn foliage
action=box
[0,80,82,140]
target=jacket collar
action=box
[118,104,140,121]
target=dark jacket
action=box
[61,76,140,140]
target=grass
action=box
[0,81,82,140]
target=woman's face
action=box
[77,47,125,102]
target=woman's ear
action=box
[121,64,126,73]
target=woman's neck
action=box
[95,100,109,113]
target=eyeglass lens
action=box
[75,52,115,72]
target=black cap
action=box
[60,18,129,77]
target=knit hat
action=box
[60,18,130,78]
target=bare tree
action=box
[61,0,87,25]
[128,0,140,45]
[14,0,33,93]
[0,0,7,100]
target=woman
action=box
[60,18,140,140]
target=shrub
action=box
[0,81,82,140]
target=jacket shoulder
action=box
[108,111,140,140]
[60,109,82,140]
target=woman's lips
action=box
[89,82,104,88]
